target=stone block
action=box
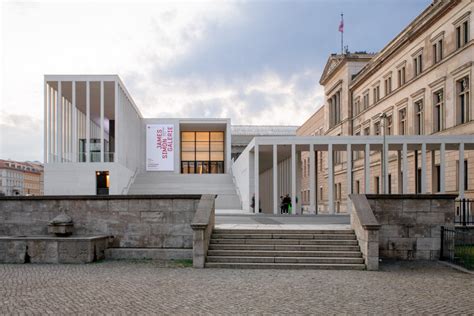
[403,199,430,212]
[415,250,431,260]
[140,211,165,223]
[85,200,108,212]
[173,199,195,212]
[58,241,92,263]
[163,236,185,248]
[415,212,445,225]
[130,199,151,212]
[108,200,129,212]
[28,241,59,263]
[430,199,454,212]
[150,199,173,212]
[366,256,379,271]
[408,225,431,238]
[416,238,436,251]
[381,225,408,238]
[387,237,416,251]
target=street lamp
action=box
[379,112,388,194]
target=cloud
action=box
[0,112,43,162]
[1,0,431,161]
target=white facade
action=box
[44,75,233,196]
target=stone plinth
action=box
[0,236,110,263]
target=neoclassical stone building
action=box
[299,0,473,213]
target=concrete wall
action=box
[366,194,456,260]
[0,195,201,249]
[44,162,135,195]
[232,144,252,212]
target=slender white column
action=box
[291,143,296,215]
[114,81,119,163]
[254,144,259,213]
[273,144,278,214]
[397,150,402,193]
[57,81,62,162]
[309,144,316,214]
[328,144,334,214]
[402,143,408,194]
[43,81,48,163]
[440,143,446,193]
[72,81,77,162]
[459,142,465,199]
[383,141,389,193]
[346,144,352,213]
[421,143,427,193]
[364,143,370,193]
[100,81,105,163]
[86,81,90,163]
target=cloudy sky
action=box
[0,0,430,162]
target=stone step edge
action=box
[204,262,366,269]
[206,256,364,261]
[210,239,358,243]
[207,250,362,255]
[213,230,354,234]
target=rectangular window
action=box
[375,176,380,194]
[373,86,380,103]
[355,180,360,194]
[374,121,381,136]
[388,174,392,194]
[363,92,369,109]
[364,126,370,136]
[384,77,392,96]
[414,100,424,135]
[433,39,443,64]
[385,115,393,135]
[416,168,422,194]
[398,67,406,87]
[181,131,225,174]
[414,53,423,77]
[433,89,444,132]
[457,20,470,49]
[398,108,407,135]
[456,76,470,125]
[434,165,441,193]
[329,90,342,127]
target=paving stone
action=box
[0,261,472,314]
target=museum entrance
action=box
[181,131,224,174]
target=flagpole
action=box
[341,13,344,55]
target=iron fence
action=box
[440,226,474,270]
[455,199,474,226]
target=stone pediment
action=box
[320,55,343,85]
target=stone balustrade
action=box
[190,195,216,268]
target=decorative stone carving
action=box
[48,211,74,237]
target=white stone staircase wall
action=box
[128,173,242,209]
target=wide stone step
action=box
[204,262,366,270]
[210,239,358,245]
[207,250,362,258]
[213,229,354,235]
[211,233,357,240]
[208,244,360,251]
[206,256,365,264]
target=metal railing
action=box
[440,226,474,270]
[455,199,474,226]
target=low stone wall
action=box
[0,195,202,250]
[349,195,380,270]
[0,236,109,263]
[366,194,456,260]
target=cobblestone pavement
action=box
[1,260,473,315]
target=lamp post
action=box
[379,112,388,194]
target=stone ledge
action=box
[365,194,458,200]
[105,248,192,260]
[0,194,202,201]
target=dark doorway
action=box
[96,171,109,195]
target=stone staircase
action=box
[127,173,241,209]
[205,228,365,270]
